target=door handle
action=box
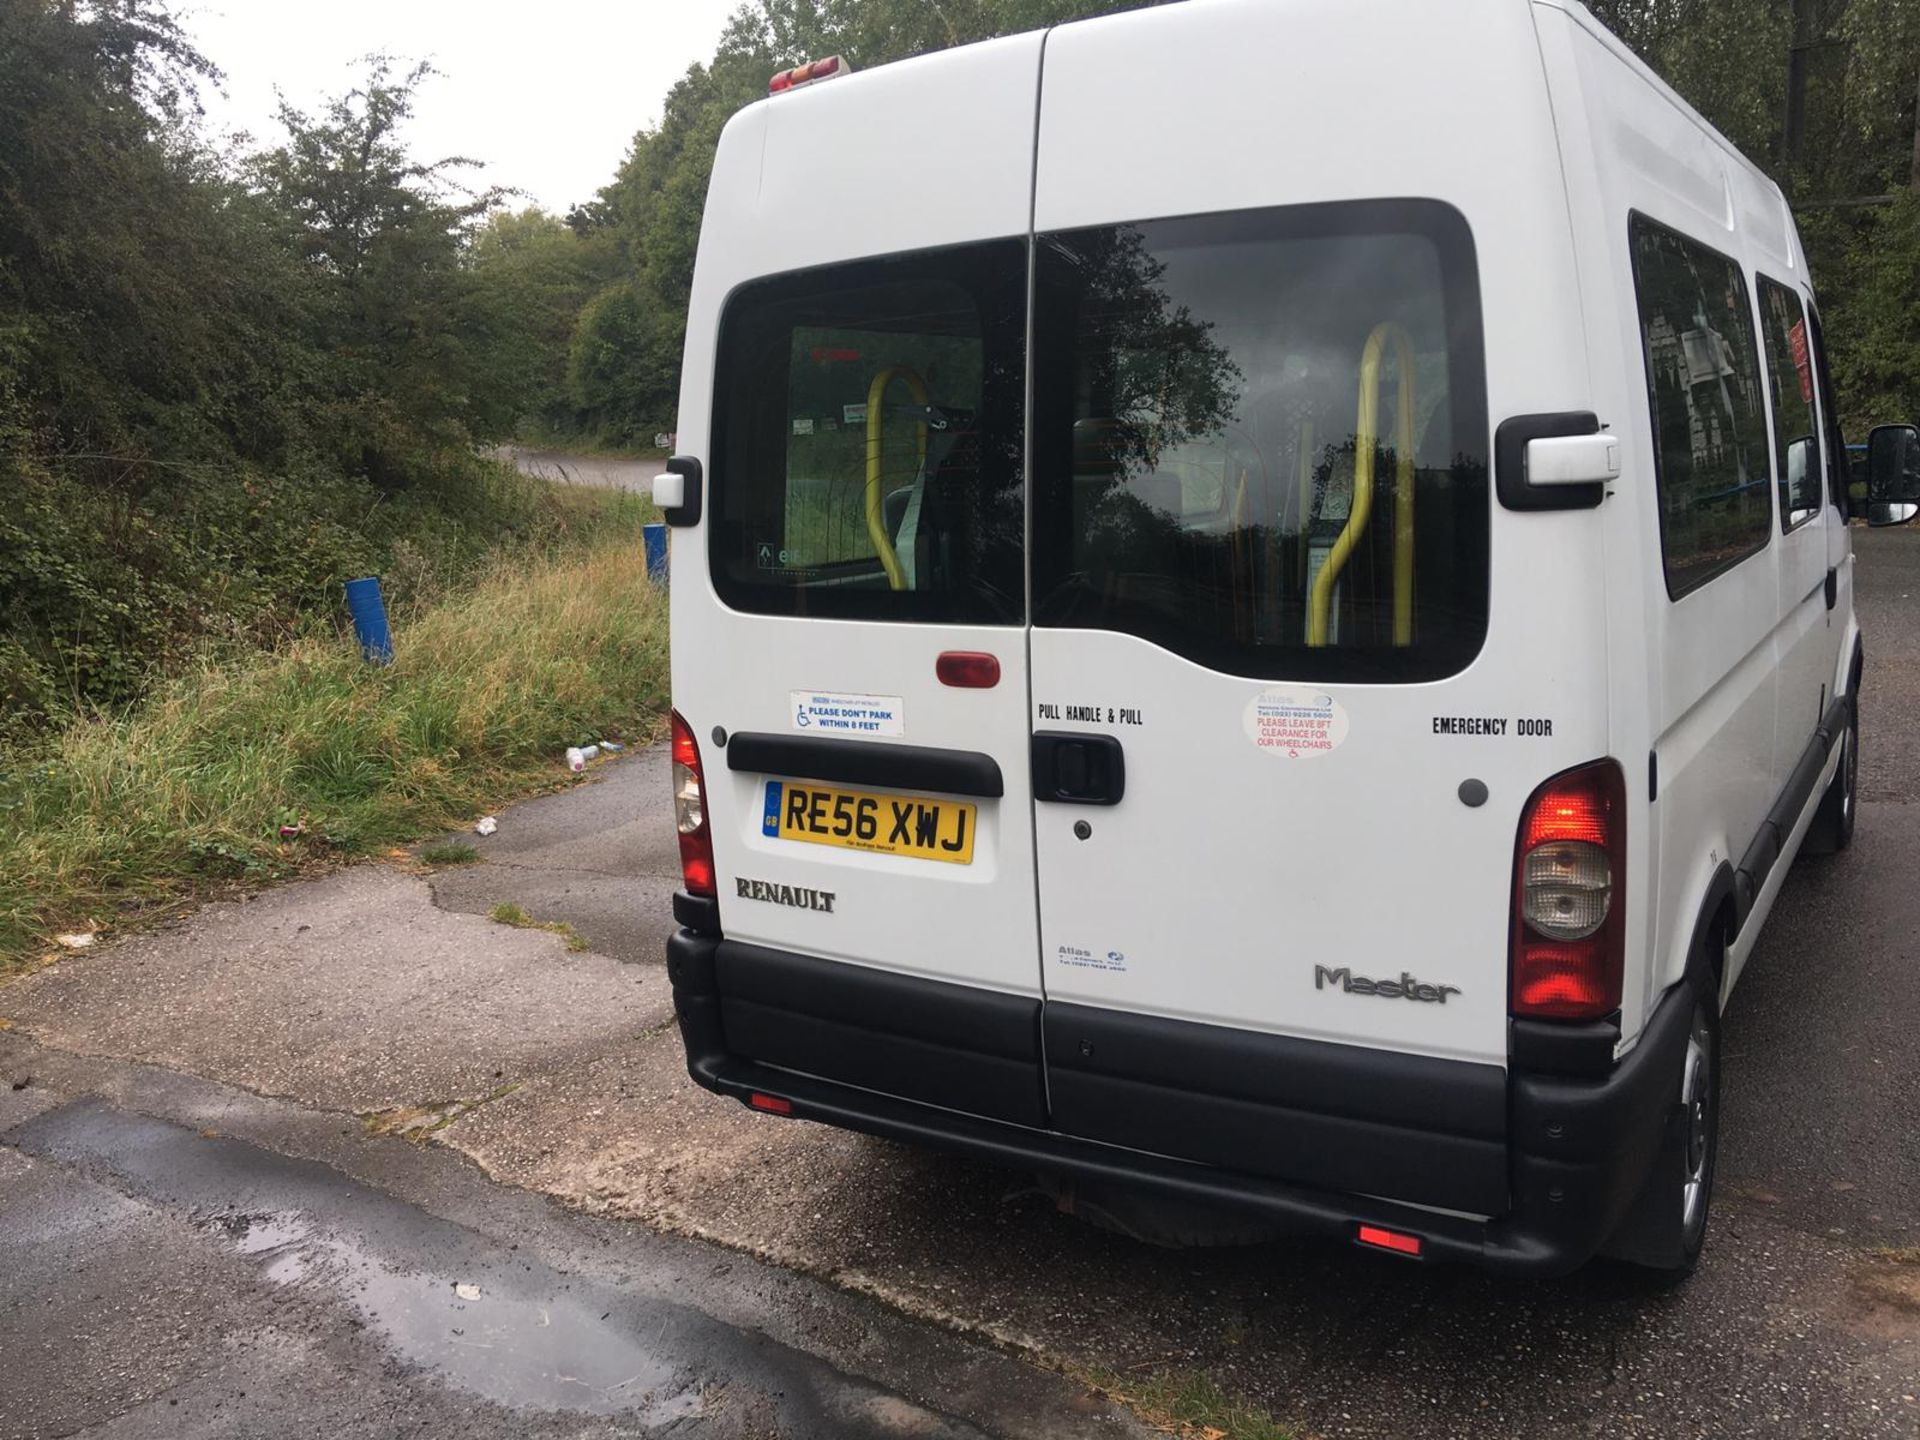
[1825,566,1837,610]
[1032,732,1125,805]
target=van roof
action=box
[755,0,1788,221]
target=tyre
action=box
[1600,974,1722,1279]
[1804,691,1858,855]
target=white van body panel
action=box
[1031,0,1602,1068]
[1533,1,1848,1016]
[670,35,1049,998]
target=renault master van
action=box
[653,0,1909,1278]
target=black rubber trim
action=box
[1046,1001,1507,1214]
[713,942,1044,1127]
[1734,692,1850,915]
[725,732,1004,799]
[1508,982,1693,1265]
[1495,411,1606,511]
[1511,1013,1621,1077]
[1047,1002,1504,1137]
[660,455,702,527]
[671,889,720,934]
[1688,861,1739,967]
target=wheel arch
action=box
[1682,861,1737,1010]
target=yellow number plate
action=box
[762,780,976,864]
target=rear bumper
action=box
[665,917,1692,1277]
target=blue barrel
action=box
[343,576,394,664]
[643,523,668,584]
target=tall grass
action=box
[0,533,668,968]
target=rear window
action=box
[709,240,1027,623]
[1628,214,1772,598]
[1029,200,1489,683]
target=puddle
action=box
[205,1208,706,1421]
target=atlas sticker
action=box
[791,690,904,737]
[1055,944,1127,974]
[1244,688,1348,759]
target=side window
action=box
[1756,278,1823,530]
[1628,215,1773,598]
[1805,303,1849,514]
[709,241,1027,623]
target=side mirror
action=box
[1865,423,1920,527]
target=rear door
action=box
[671,37,1046,1118]
[1022,0,1609,1212]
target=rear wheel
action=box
[1804,692,1858,855]
[1601,972,1722,1279]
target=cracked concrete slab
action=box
[0,865,668,1114]
[421,748,679,966]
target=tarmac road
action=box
[2,527,1918,1438]
[503,446,667,494]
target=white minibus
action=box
[653,0,1919,1276]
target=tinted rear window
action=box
[709,240,1026,623]
[1029,200,1489,683]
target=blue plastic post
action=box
[343,576,394,664]
[643,523,668,584]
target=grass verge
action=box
[0,532,667,970]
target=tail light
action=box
[936,651,1001,688]
[670,709,716,897]
[1511,759,1626,1020]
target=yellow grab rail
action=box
[864,366,929,592]
[1307,323,1417,647]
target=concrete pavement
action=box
[3,528,1919,1437]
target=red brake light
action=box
[749,1092,792,1115]
[769,55,849,93]
[669,709,716,898]
[936,651,1001,688]
[1512,760,1626,1021]
[1356,1225,1423,1257]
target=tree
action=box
[251,59,515,481]
[468,208,620,436]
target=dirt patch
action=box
[362,1086,518,1142]
[1846,1255,1920,1340]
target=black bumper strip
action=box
[1045,1000,1508,1214]
[671,960,1696,1278]
[713,941,1044,1127]
[1735,692,1850,925]
[726,732,1004,799]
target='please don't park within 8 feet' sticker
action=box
[1244,688,1350,759]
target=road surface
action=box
[503,446,666,495]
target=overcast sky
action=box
[178,0,745,214]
